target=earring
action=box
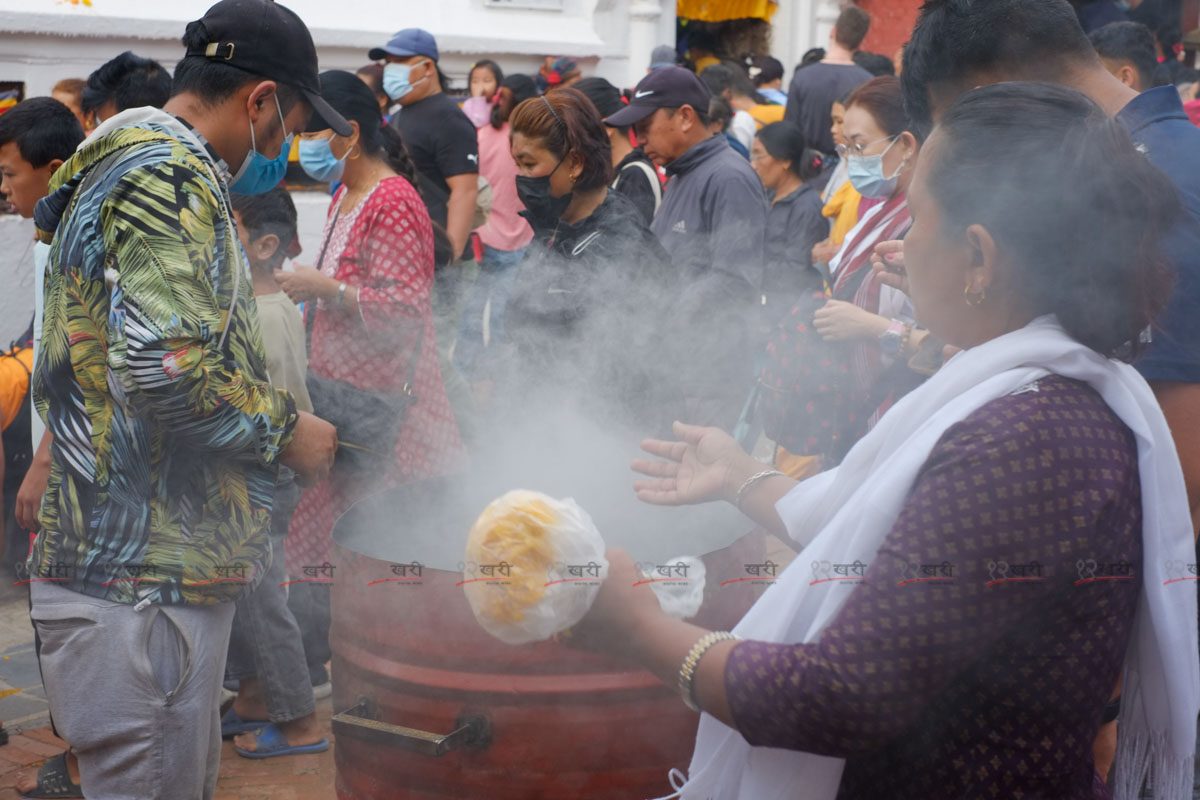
[964,284,986,307]
[571,172,578,184]
[348,144,361,160]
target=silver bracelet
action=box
[678,631,740,712]
[335,282,348,307]
[735,469,783,510]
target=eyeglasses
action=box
[836,134,899,159]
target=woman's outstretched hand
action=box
[632,422,753,507]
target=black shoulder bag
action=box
[304,205,423,473]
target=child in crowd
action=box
[0,96,86,800]
[220,188,328,759]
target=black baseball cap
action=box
[604,66,711,128]
[185,0,353,137]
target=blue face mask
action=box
[298,136,347,183]
[383,61,428,102]
[230,95,293,195]
[846,136,905,199]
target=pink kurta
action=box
[475,121,533,253]
[287,176,467,575]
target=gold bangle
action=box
[899,323,913,356]
[678,631,740,712]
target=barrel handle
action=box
[332,697,491,757]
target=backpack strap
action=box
[617,160,663,214]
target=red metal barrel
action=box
[329,479,763,800]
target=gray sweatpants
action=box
[225,477,315,723]
[30,580,235,800]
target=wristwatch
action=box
[879,319,905,354]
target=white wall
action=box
[772,0,844,81]
[0,217,36,346]
[0,0,664,94]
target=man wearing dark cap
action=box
[27,1,338,796]
[607,66,767,430]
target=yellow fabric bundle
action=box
[465,492,557,624]
[463,490,607,645]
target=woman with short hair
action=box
[489,88,672,428]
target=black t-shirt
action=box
[390,92,479,229]
[784,62,872,156]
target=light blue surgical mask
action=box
[231,94,293,195]
[298,136,347,183]
[383,61,428,102]
[845,136,905,199]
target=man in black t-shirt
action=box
[370,28,479,262]
[370,28,480,445]
[784,7,873,155]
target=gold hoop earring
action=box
[964,285,986,307]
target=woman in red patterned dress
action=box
[275,72,467,677]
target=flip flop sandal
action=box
[234,723,330,760]
[221,707,268,739]
[22,751,83,799]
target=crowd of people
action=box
[0,0,1198,797]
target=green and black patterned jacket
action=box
[30,110,298,605]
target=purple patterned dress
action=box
[726,376,1141,799]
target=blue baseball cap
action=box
[369,28,438,62]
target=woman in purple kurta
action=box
[569,83,1198,800]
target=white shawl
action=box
[666,317,1198,800]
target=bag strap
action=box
[400,318,425,396]
[615,160,663,213]
[304,202,343,356]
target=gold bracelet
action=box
[899,323,913,357]
[678,631,740,712]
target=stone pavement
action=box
[0,578,337,799]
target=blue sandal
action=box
[220,707,267,738]
[233,723,330,759]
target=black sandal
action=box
[22,751,83,799]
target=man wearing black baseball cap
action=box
[27,2,339,796]
[606,66,767,430]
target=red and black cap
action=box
[185,0,353,137]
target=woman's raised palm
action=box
[632,422,748,506]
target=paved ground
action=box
[0,578,337,799]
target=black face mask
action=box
[516,154,573,225]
